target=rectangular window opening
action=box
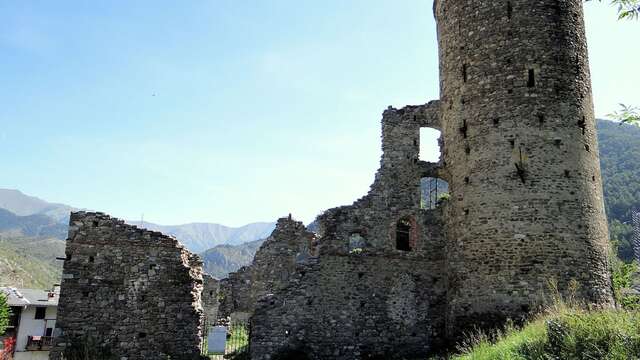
[35,307,46,320]
[527,69,536,87]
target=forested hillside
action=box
[597,119,640,261]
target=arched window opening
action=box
[396,217,414,251]
[421,177,449,210]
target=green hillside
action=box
[597,120,640,261]
[0,236,63,288]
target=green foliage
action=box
[437,192,451,203]
[0,292,10,336]
[0,236,63,288]
[609,104,640,126]
[453,309,640,360]
[590,0,640,20]
[611,257,640,308]
[597,120,640,262]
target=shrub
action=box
[0,293,10,335]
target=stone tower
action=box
[434,0,613,333]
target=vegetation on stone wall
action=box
[0,292,10,335]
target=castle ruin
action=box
[52,1,613,359]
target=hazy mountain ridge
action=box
[0,189,75,224]
[139,221,275,253]
[0,208,69,239]
[200,239,266,279]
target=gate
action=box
[204,320,250,360]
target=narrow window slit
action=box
[460,120,468,139]
[507,2,513,19]
[462,63,468,82]
[527,69,536,87]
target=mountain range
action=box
[0,189,275,286]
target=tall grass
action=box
[452,280,640,360]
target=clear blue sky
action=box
[1,1,638,226]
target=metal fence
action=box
[204,321,250,360]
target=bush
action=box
[0,293,10,335]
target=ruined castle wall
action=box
[251,210,446,360]
[50,212,205,360]
[250,104,448,359]
[202,275,220,325]
[434,0,613,333]
[217,217,315,320]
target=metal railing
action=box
[26,336,54,351]
[205,321,250,360]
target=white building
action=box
[1,287,59,360]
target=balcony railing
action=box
[25,336,54,351]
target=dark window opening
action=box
[92,220,99,227]
[464,177,470,184]
[509,139,516,148]
[88,256,95,263]
[564,170,571,178]
[585,144,590,152]
[493,118,500,126]
[65,253,72,261]
[138,332,147,339]
[45,328,53,337]
[527,69,536,87]
[538,114,545,125]
[396,218,413,252]
[462,64,468,82]
[465,145,471,155]
[592,175,597,182]
[35,307,46,320]
[460,119,468,138]
[507,2,513,19]
[209,291,214,297]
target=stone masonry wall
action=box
[435,0,613,335]
[250,102,448,359]
[217,217,315,321]
[251,211,446,360]
[202,275,220,325]
[50,212,206,360]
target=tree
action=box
[0,292,10,335]
[590,0,640,19]
[610,104,640,126]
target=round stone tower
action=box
[434,0,613,333]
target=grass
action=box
[451,286,640,360]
